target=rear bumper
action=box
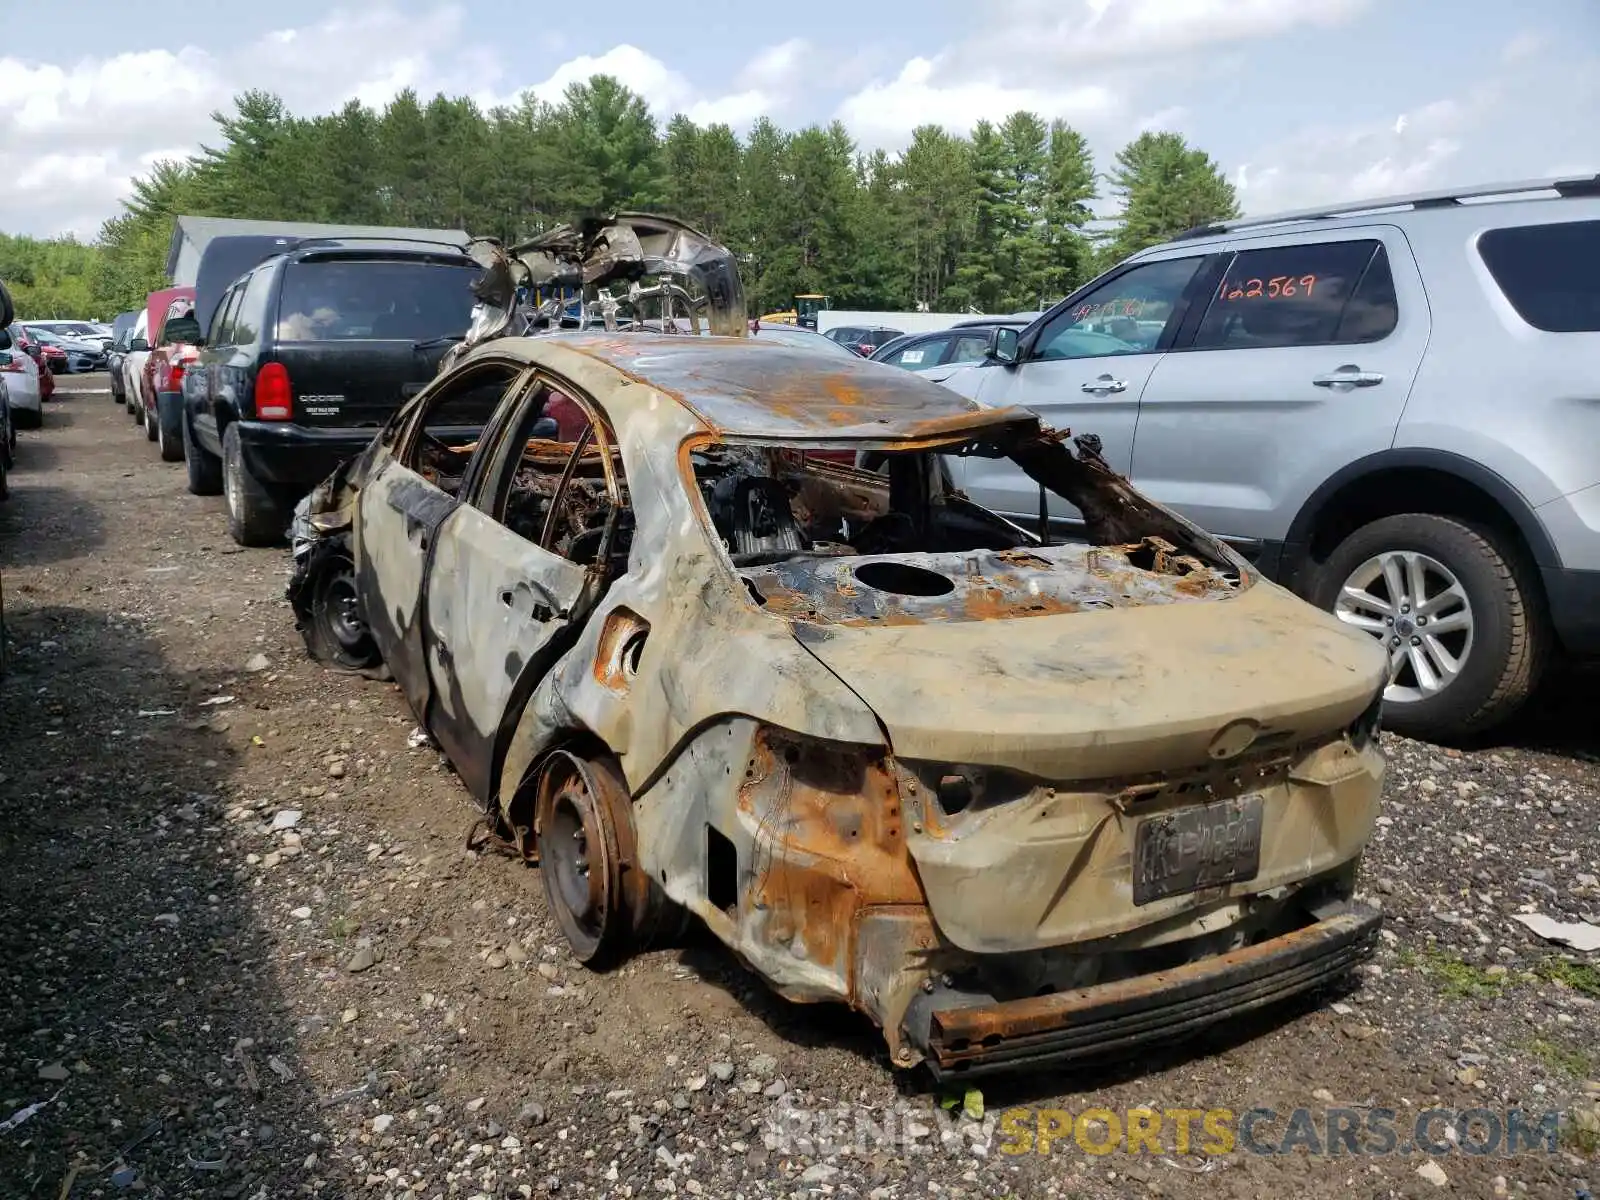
[233,420,379,489]
[911,903,1381,1080]
[1544,566,1600,654]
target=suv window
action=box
[947,332,991,364]
[884,337,950,369]
[211,286,241,346]
[1191,240,1396,350]
[277,257,479,342]
[1033,257,1202,360]
[234,267,276,346]
[1479,219,1600,333]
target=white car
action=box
[123,310,150,421]
[0,338,43,428]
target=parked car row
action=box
[121,180,1599,748]
[0,301,65,498]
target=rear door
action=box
[419,380,609,800]
[354,360,536,721]
[1131,227,1427,547]
[959,250,1217,526]
[271,253,481,431]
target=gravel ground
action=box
[1,380,1596,1199]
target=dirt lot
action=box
[1,380,1596,1200]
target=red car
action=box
[140,287,198,461]
[7,327,57,396]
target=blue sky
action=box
[2,0,1596,240]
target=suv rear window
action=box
[1479,220,1600,333]
[277,258,479,343]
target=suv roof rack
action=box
[1172,173,1600,241]
[285,235,473,256]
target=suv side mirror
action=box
[986,326,1020,365]
[0,279,13,330]
[130,337,149,352]
[0,328,10,351]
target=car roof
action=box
[490,332,1038,442]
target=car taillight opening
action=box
[256,362,293,420]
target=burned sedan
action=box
[289,332,1390,1078]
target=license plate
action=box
[1133,794,1264,905]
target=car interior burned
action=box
[691,437,1245,628]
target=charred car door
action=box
[353,361,537,718]
[419,381,618,802]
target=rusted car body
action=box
[289,317,1391,1076]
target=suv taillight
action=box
[256,362,292,420]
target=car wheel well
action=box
[1299,468,1541,593]
[501,729,614,858]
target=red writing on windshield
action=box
[1072,298,1146,321]
[1220,275,1317,301]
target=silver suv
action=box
[941,175,1600,742]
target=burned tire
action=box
[1309,513,1547,742]
[183,412,223,496]
[222,422,286,547]
[289,538,385,675]
[12,407,40,431]
[156,393,185,462]
[534,751,685,969]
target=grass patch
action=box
[328,914,359,940]
[1419,950,1507,998]
[1561,1113,1599,1157]
[1526,1036,1595,1080]
[1533,957,1600,997]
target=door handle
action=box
[1082,377,1128,394]
[1312,367,1384,388]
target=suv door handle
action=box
[1082,376,1128,394]
[1313,367,1384,388]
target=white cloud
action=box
[1501,30,1547,63]
[515,40,806,130]
[1136,106,1188,134]
[947,0,1371,81]
[834,0,1370,151]
[1229,54,1600,217]
[0,4,500,239]
[526,44,695,112]
[836,55,1120,150]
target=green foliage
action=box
[0,233,99,319]
[1103,131,1240,263]
[4,81,1238,322]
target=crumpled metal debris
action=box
[0,1089,61,1136]
[444,212,745,371]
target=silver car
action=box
[941,175,1600,742]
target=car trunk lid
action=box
[787,576,1385,782]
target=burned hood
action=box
[788,577,1386,782]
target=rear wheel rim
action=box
[544,775,609,959]
[1334,550,1475,705]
